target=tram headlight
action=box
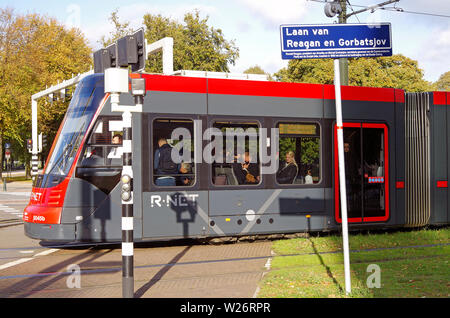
[131,78,146,97]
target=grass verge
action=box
[257,227,449,298]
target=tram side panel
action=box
[448,92,450,224]
[206,79,332,235]
[140,75,210,240]
[394,89,406,227]
[430,91,449,225]
[324,85,401,229]
[71,94,145,242]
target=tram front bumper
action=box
[24,222,76,242]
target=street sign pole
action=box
[333,59,351,295]
[280,23,392,296]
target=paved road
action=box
[0,180,274,298]
[0,181,32,224]
[0,229,273,298]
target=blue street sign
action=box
[4,143,10,149]
[280,23,392,60]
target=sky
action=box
[1,0,449,82]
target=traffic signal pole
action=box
[121,108,134,298]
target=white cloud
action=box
[79,2,218,49]
[414,25,450,81]
[117,3,218,26]
[236,0,309,28]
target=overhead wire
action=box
[306,0,450,19]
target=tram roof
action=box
[137,71,405,103]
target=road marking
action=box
[0,249,58,272]
[0,202,23,219]
[19,251,35,254]
[34,249,58,257]
[1,192,31,196]
[0,258,34,271]
[264,258,272,270]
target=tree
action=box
[244,65,273,80]
[143,10,239,73]
[244,65,266,75]
[0,8,92,177]
[274,54,435,92]
[100,9,134,47]
[434,71,450,91]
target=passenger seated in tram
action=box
[305,169,313,184]
[107,134,123,158]
[178,162,193,186]
[232,151,260,185]
[276,151,299,184]
[154,137,178,186]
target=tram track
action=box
[0,268,267,298]
[1,240,448,260]
[0,242,448,280]
[0,251,447,298]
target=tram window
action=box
[152,118,195,187]
[76,116,123,193]
[276,122,320,185]
[210,121,261,186]
[79,117,123,167]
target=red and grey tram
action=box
[23,72,450,242]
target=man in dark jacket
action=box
[154,138,178,186]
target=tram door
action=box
[334,123,389,223]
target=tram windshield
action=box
[44,74,105,177]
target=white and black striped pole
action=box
[31,154,39,180]
[104,67,139,298]
[121,109,134,298]
[120,78,145,298]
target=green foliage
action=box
[143,10,239,73]
[100,9,134,47]
[279,138,296,159]
[243,65,266,75]
[279,137,319,165]
[301,137,319,165]
[274,54,435,92]
[259,228,450,298]
[275,59,334,85]
[434,71,450,91]
[0,8,92,171]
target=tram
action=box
[23,71,450,242]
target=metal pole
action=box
[121,109,134,298]
[338,0,349,86]
[334,58,352,295]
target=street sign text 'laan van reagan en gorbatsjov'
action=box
[280,23,392,60]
